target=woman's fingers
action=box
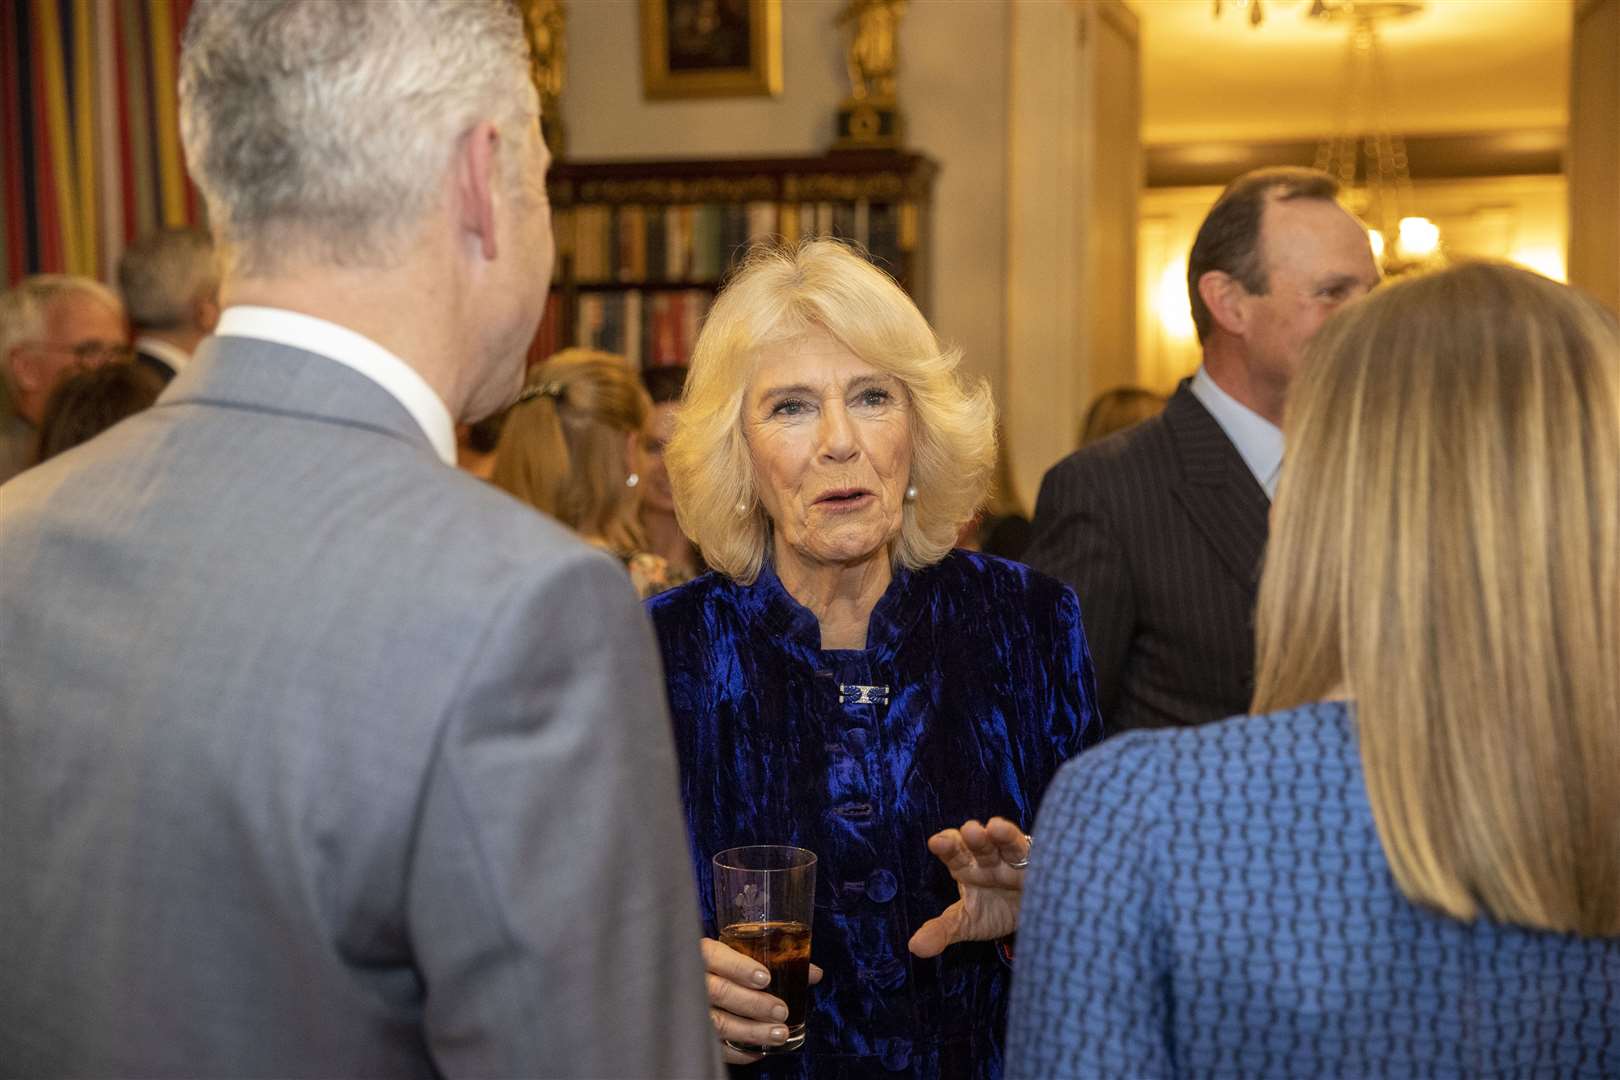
[809,962,825,985]
[960,820,1006,870]
[985,816,1032,868]
[708,1001,791,1055]
[699,937,791,1056]
[701,936,770,988]
[937,818,1024,873]
[705,971,787,1022]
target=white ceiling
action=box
[1131,0,1573,144]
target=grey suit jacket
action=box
[0,335,722,1079]
[1025,380,1269,734]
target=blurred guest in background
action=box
[1008,263,1620,1077]
[493,348,687,598]
[633,363,703,580]
[456,410,507,480]
[650,239,1101,1077]
[118,227,220,384]
[1077,385,1165,447]
[0,275,128,485]
[961,423,1033,562]
[34,360,163,465]
[1027,167,1379,734]
[0,1,717,1076]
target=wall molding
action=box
[1146,129,1564,188]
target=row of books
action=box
[530,289,714,369]
[559,200,909,285]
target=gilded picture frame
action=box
[641,0,783,100]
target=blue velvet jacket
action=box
[648,551,1102,1079]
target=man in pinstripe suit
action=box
[1027,168,1378,734]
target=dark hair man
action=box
[1026,167,1380,733]
[0,2,719,1076]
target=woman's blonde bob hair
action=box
[492,349,650,554]
[666,239,995,583]
[1252,262,1619,936]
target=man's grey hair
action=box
[0,276,125,396]
[118,228,219,330]
[179,0,537,276]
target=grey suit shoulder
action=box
[0,336,721,1079]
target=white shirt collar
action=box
[213,306,456,466]
[133,335,192,374]
[1190,366,1285,499]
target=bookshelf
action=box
[532,150,938,368]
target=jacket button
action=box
[880,1037,912,1071]
[866,868,897,903]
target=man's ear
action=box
[194,293,221,334]
[1196,270,1250,338]
[7,347,46,393]
[455,120,502,262]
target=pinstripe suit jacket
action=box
[1025,380,1269,734]
[0,335,720,1079]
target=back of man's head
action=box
[178,0,535,278]
[1186,167,1340,345]
[118,228,218,333]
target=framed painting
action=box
[641,0,782,100]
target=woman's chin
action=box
[790,532,896,569]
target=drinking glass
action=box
[713,845,817,1054]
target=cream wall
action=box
[561,0,1012,404]
[1003,0,1141,512]
[1569,0,1620,312]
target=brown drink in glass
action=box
[713,845,817,1054]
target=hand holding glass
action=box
[713,845,817,1054]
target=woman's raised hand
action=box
[699,937,824,1065]
[907,816,1031,959]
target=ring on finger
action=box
[1007,833,1033,870]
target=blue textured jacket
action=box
[1008,702,1620,1078]
[649,551,1102,1078]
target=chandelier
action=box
[1212,0,1422,28]
[1215,0,1441,272]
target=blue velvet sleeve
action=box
[1053,584,1104,757]
[1006,734,1172,1078]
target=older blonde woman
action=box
[1007,263,1620,1077]
[648,239,1101,1078]
[492,348,686,599]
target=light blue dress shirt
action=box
[1189,366,1283,498]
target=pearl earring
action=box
[626,473,640,489]
[905,485,918,501]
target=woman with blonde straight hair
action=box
[1004,262,1619,1078]
[492,348,686,598]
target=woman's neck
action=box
[774,542,893,651]
[642,508,698,575]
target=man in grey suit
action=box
[0,3,720,1077]
[1026,167,1379,733]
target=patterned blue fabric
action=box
[648,550,1102,1078]
[1007,701,1620,1079]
